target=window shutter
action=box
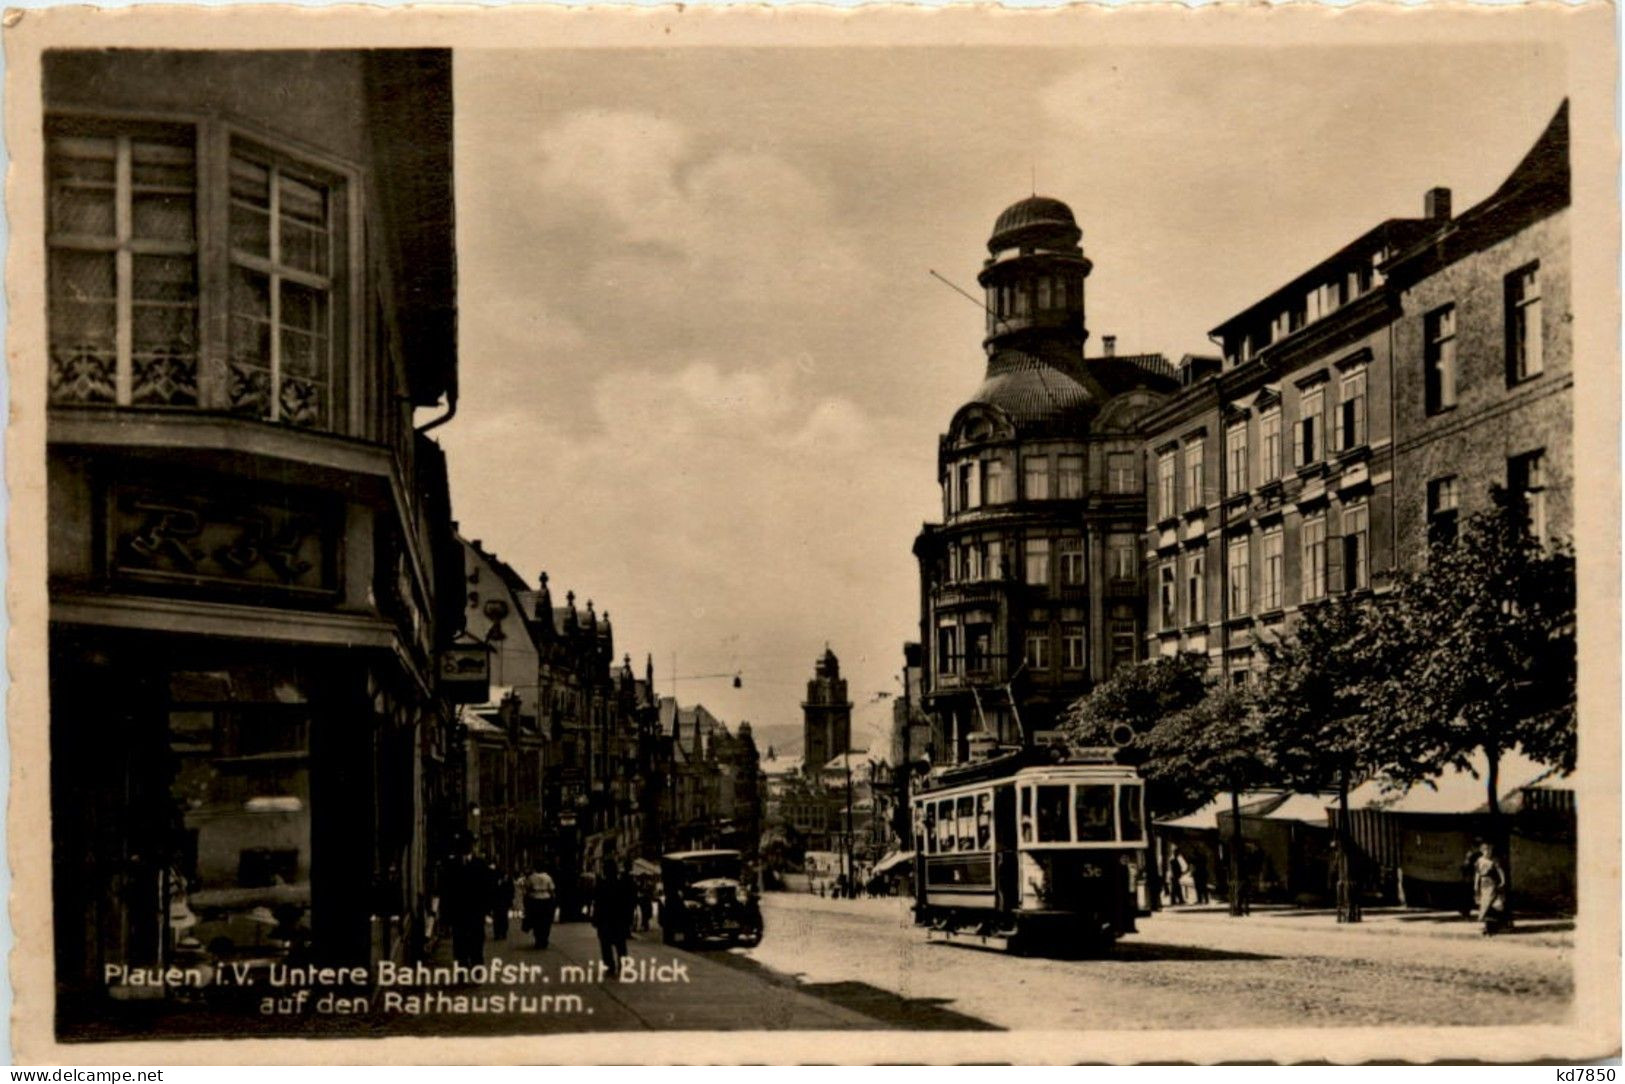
[1326,528,1345,593]
[1292,420,1306,468]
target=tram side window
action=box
[956,796,976,851]
[923,803,936,854]
[937,799,956,853]
[976,793,992,849]
[1036,785,1071,842]
[1119,784,1145,842]
[1020,787,1033,843]
[1075,785,1115,842]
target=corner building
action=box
[914,197,1177,766]
[43,51,461,1023]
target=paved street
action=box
[736,893,1575,1031]
[67,894,1573,1041]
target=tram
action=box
[911,745,1147,954]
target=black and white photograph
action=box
[6,4,1617,1065]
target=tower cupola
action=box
[976,195,1093,356]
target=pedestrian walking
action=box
[1460,844,1480,917]
[439,833,493,968]
[521,860,557,949]
[592,857,635,979]
[1472,842,1508,935]
[1190,849,1210,905]
[1167,847,1187,906]
[491,866,515,943]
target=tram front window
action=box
[923,803,936,854]
[1075,784,1115,842]
[937,799,955,852]
[956,796,976,851]
[1035,785,1070,842]
[976,793,992,849]
[1119,784,1145,842]
[1020,787,1033,843]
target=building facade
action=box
[1140,101,1570,679]
[914,196,1178,767]
[1386,103,1572,559]
[43,50,461,1019]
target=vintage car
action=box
[659,849,764,949]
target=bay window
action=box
[47,115,353,432]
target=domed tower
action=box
[913,196,1177,768]
[978,195,1093,358]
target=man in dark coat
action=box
[440,834,493,968]
[591,857,635,979]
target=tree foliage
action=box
[1065,653,1210,816]
[1376,487,1577,788]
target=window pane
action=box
[957,795,976,851]
[1074,785,1114,842]
[230,156,273,257]
[1036,785,1070,842]
[49,135,116,236]
[48,249,117,343]
[1118,785,1144,842]
[976,793,992,849]
[279,281,328,375]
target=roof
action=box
[1386,100,1569,282]
[989,195,1080,253]
[1346,751,1560,815]
[970,351,1096,426]
[662,849,741,862]
[1155,791,1283,830]
[1209,217,1438,340]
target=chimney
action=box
[1102,335,1117,358]
[1424,187,1452,221]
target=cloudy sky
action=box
[441,44,1565,758]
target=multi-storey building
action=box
[1386,102,1571,557]
[457,537,548,874]
[914,196,1178,766]
[1141,101,1569,677]
[42,50,461,1019]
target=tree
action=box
[1142,685,1271,916]
[1066,653,1210,812]
[1374,488,1576,922]
[1066,653,1210,909]
[1253,593,1409,923]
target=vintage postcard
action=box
[6,2,1619,1066]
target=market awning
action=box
[872,850,915,875]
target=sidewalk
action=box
[1142,903,1574,948]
